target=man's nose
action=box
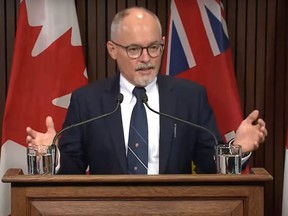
[139,48,150,62]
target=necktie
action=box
[127,87,148,174]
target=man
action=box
[26,7,267,174]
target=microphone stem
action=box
[144,102,219,146]
[50,100,121,175]
[52,102,121,146]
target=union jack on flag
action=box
[165,0,229,75]
[162,0,243,138]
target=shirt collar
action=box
[119,74,157,103]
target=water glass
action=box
[216,144,242,174]
[27,145,52,175]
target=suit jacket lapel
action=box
[157,75,177,174]
[102,74,128,173]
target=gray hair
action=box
[110,7,162,40]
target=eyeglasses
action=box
[111,41,164,59]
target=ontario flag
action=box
[162,0,243,139]
[0,0,88,215]
[283,129,288,216]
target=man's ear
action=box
[162,36,165,45]
[107,41,116,59]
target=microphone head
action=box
[116,93,124,104]
[141,92,148,104]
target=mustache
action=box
[135,63,155,71]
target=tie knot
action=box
[133,87,146,101]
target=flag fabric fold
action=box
[162,0,243,139]
[0,0,87,215]
[283,129,288,216]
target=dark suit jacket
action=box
[58,74,222,174]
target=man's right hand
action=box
[26,116,56,148]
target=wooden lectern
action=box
[2,168,272,216]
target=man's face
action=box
[107,10,164,87]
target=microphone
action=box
[50,93,124,174]
[141,93,219,146]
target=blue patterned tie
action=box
[127,87,148,174]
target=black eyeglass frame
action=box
[111,41,164,59]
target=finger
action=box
[26,127,38,139]
[261,127,268,137]
[26,135,32,144]
[246,110,259,124]
[26,135,35,146]
[258,130,266,143]
[264,128,268,136]
[46,116,55,133]
[28,143,34,147]
[257,118,266,127]
[257,119,268,137]
[254,142,260,150]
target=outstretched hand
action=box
[234,110,268,153]
[26,116,56,149]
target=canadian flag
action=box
[0,0,87,215]
[283,129,288,216]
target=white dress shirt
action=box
[120,74,160,174]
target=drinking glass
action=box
[27,145,52,175]
[216,144,242,174]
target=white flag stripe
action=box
[0,141,27,215]
[197,0,220,56]
[52,93,72,109]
